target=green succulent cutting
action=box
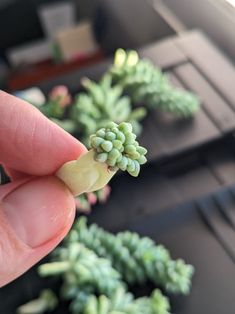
[56,122,147,196]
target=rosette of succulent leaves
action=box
[18,217,194,314]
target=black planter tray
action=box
[128,190,235,314]
[37,30,235,165]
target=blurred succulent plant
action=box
[49,85,72,108]
[70,75,147,145]
[29,48,199,139]
[84,287,170,314]
[39,243,124,296]
[17,290,58,314]
[18,216,194,314]
[109,49,200,117]
[33,85,77,133]
[18,287,170,314]
[40,85,72,119]
[69,217,194,295]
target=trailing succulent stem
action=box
[17,290,58,314]
[71,75,146,145]
[69,217,194,295]
[84,287,170,314]
[18,287,170,314]
[109,49,200,117]
[39,243,124,297]
[18,217,194,314]
[56,122,147,196]
[36,244,170,314]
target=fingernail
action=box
[2,176,75,248]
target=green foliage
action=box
[109,49,200,117]
[84,287,170,314]
[69,217,194,295]
[38,85,72,119]
[90,122,147,176]
[35,241,171,314]
[18,217,195,314]
[39,100,65,119]
[18,286,170,314]
[70,75,147,145]
[39,243,125,298]
[17,290,58,314]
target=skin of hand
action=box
[0,91,87,287]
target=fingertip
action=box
[3,176,76,248]
[0,176,76,286]
[0,91,87,176]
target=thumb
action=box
[0,176,76,287]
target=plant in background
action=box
[70,75,147,145]
[17,290,58,314]
[109,49,200,117]
[39,242,125,298]
[18,286,170,314]
[18,242,124,314]
[69,217,194,295]
[39,85,71,119]
[36,85,77,134]
[84,287,170,314]
[18,243,170,314]
[18,216,193,314]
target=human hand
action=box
[0,91,86,287]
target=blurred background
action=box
[2,1,235,314]
[0,0,235,91]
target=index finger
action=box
[0,91,87,176]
